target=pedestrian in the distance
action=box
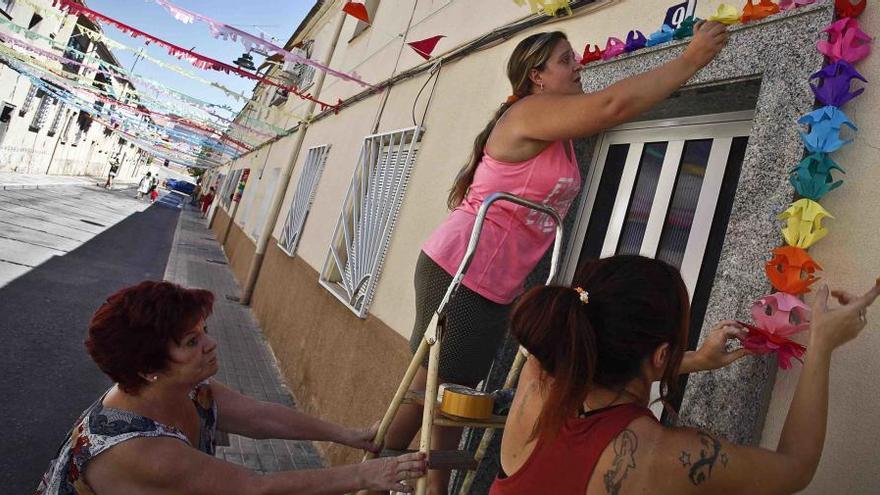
[200,187,215,219]
[149,175,159,204]
[104,161,119,190]
[136,172,152,200]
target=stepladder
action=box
[357,192,566,495]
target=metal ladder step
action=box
[379,449,479,471]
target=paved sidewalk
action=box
[0,172,138,190]
[163,205,326,472]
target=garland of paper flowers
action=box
[578,0,872,369]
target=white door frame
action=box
[562,110,755,298]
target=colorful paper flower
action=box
[789,153,845,201]
[751,293,811,337]
[817,17,873,64]
[741,0,781,23]
[778,198,833,249]
[738,321,807,369]
[765,246,823,295]
[810,60,867,108]
[707,4,741,25]
[798,105,857,153]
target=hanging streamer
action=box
[51,0,341,112]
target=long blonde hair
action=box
[446,31,568,210]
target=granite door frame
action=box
[573,1,835,445]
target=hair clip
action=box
[574,287,590,304]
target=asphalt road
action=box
[0,185,180,491]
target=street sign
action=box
[664,0,698,28]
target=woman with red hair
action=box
[36,281,424,495]
[492,255,879,495]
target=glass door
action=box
[564,112,753,418]
[566,112,752,298]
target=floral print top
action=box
[34,382,217,495]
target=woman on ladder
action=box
[379,21,732,494]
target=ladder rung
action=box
[379,449,479,471]
[403,390,426,406]
[433,414,507,429]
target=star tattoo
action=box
[679,451,692,467]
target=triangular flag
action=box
[407,35,445,60]
[343,2,370,24]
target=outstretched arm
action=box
[508,22,730,142]
[101,437,424,495]
[651,279,880,495]
[211,380,378,451]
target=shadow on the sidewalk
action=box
[0,197,180,492]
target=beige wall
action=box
[760,6,880,495]
[221,1,880,491]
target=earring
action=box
[539,81,544,91]
[151,375,158,382]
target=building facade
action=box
[206,1,880,493]
[0,0,149,180]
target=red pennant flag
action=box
[343,2,370,24]
[407,35,445,60]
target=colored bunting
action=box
[343,2,371,24]
[407,36,445,60]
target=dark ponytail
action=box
[511,285,597,441]
[510,255,690,441]
[446,31,568,210]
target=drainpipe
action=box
[239,10,346,304]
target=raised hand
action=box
[810,278,880,353]
[682,21,730,69]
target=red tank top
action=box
[489,403,657,495]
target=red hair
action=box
[511,255,689,441]
[85,281,214,394]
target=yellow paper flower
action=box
[778,199,833,249]
[708,4,742,25]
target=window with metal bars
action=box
[47,105,65,137]
[278,144,331,257]
[19,85,37,117]
[29,94,53,132]
[220,169,242,208]
[320,126,423,318]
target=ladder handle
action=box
[427,192,565,344]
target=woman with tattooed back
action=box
[490,255,880,495]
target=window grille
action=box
[320,126,423,317]
[29,94,53,131]
[278,144,330,257]
[19,85,37,116]
[220,169,242,209]
[47,105,64,136]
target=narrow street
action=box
[0,181,323,492]
[0,184,179,490]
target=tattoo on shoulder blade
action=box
[603,429,638,495]
[679,431,726,486]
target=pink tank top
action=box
[422,140,580,304]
